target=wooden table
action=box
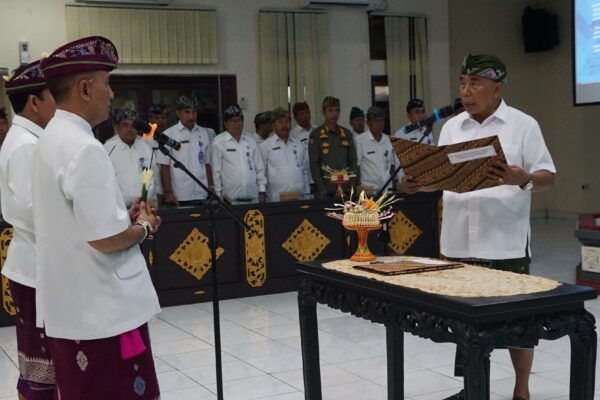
[297,261,597,400]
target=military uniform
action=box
[308,125,358,197]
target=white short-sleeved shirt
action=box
[32,110,160,340]
[291,124,317,183]
[259,134,310,201]
[438,100,556,260]
[355,131,399,192]
[155,122,212,201]
[211,131,266,200]
[104,135,154,206]
[0,116,44,288]
[394,125,434,145]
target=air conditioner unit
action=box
[74,0,171,6]
[305,0,387,11]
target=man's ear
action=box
[78,77,92,102]
[28,94,39,113]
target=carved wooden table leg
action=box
[569,311,597,400]
[298,280,322,400]
[386,322,404,400]
[461,329,492,400]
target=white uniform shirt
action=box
[438,100,556,260]
[155,122,212,201]
[0,116,43,288]
[211,131,266,200]
[32,110,160,340]
[259,134,310,201]
[355,131,399,192]
[394,125,434,145]
[104,135,154,206]
[250,131,273,144]
[290,124,317,183]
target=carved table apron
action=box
[297,261,597,400]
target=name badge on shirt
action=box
[367,151,376,155]
[272,146,281,151]
[180,140,190,144]
[227,148,237,152]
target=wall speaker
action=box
[522,6,559,53]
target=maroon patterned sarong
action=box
[8,280,55,400]
[46,324,159,400]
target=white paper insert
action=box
[447,145,497,164]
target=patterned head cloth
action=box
[0,108,7,120]
[176,95,198,111]
[148,103,167,115]
[366,106,385,120]
[223,104,243,122]
[254,111,273,126]
[41,36,119,80]
[406,98,425,112]
[272,107,290,121]
[5,60,47,95]
[349,106,364,120]
[461,54,507,83]
[322,96,340,109]
[292,101,309,115]
[111,107,137,124]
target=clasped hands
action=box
[128,199,161,233]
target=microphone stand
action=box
[375,123,434,255]
[156,143,251,400]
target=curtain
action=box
[259,11,330,112]
[385,16,429,133]
[66,6,218,64]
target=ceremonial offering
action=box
[354,260,463,275]
[321,165,356,197]
[326,190,399,261]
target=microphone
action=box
[401,98,463,134]
[133,119,182,151]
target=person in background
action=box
[0,107,9,148]
[35,35,161,400]
[355,106,399,193]
[252,111,274,144]
[147,103,168,132]
[212,105,266,202]
[259,107,309,201]
[309,96,358,198]
[157,95,213,206]
[143,103,168,203]
[349,106,366,139]
[290,101,316,149]
[394,98,434,144]
[104,107,154,207]
[0,59,57,400]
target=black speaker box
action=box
[522,6,559,53]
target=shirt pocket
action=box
[269,148,287,168]
[113,249,145,280]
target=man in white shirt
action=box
[290,102,317,149]
[251,111,274,144]
[355,106,399,193]
[349,106,366,139]
[259,107,309,201]
[36,36,162,400]
[393,98,434,145]
[143,103,168,202]
[403,54,556,400]
[0,59,56,400]
[212,105,266,202]
[104,108,154,207]
[157,95,213,206]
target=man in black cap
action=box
[211,105,266,202]
[349,106,366,139]
[403,54,556,400]
[252,111,274,144]
[393,98,433,144]
[157,95,214,206]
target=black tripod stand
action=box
[156,143,251,400]
[376,123,434,254]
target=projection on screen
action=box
[574,0,600,105]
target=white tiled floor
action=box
[0,218,598,399]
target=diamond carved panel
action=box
[169,228,224,280]
[388,211,422,254]
[282,219,331,262]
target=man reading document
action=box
[403,54,556,400]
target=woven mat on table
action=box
[322,256,561,298]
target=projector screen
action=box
[574,0,600,105]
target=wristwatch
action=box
[136,220,151,242]
[520,177,534,191]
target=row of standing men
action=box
[105,95,434,207]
